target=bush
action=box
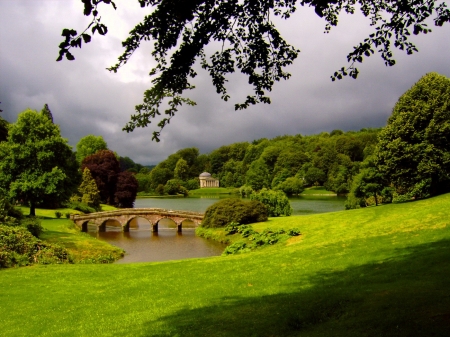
[64,201,96,214]
[250,188,292,216]
[222,224,301,255]
[65,212,71,219]
[201,198,268,228]
[55,211,63,218]
[21,217,43,238]
[0,225,72,268]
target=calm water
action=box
[134,194,346,215]
[89,195,346,263]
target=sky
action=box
[1,0,449,165]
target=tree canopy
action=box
[0,109,78,216]
[76,134,108,164]
[58,0,450,140]
[376,72,450,199]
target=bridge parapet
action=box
[71,208,204,233]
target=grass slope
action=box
[1,194,449,336]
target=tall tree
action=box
[174,158,189,181]
[76,135,108,164]
[41,104,53,123]
[0,109,77,216]
[58,1,450,140]
[377,72,450,198]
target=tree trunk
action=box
[29,201,36,216]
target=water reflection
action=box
[87,218,226,264]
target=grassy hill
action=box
[1,194,449,336]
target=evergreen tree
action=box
[78,168,101,210]
[41,103,53,123]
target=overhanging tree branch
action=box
[57,0,450,139]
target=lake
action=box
[88,195,346,263]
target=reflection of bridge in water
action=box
[71,208,204,233]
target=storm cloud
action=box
[1,0,449,164]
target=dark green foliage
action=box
[164,179,184,195]
[155,184,165,195]
[274,177,305,196]
[55,211,63,219]
[41,103,53,123]
[377,72,450,199]
[0,115,9,142]
[21,217,43,238]
[250,188,292,217]
[0,225,72,268]
[201,199,268,228]
[222,224,301,255]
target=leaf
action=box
[82,34,91,43]
[66,52,75,61]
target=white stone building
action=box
[199,172,219,188]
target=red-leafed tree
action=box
[81,150,120,205]
[115,171,138,208]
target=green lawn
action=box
[1,194,449,336]
[189,187,238,195]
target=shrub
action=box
[55,211,63,218]
[65,212,71,219]
[201,198,268,228]
[0,225,72,268]
[250,188,292,216]
[64,201,96,214]
[21,217,43,238]
[222,224,301,255]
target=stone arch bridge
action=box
[71,208,204,233]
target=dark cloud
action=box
[1,1,449,164]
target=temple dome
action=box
[199,172,212,177]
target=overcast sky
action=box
[1,1,449,165]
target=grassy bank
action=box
[189,187,238,195]
[16,205,124,263]
[301,186,337,195]
[1,194,449,336]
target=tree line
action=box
[136,72,450,209]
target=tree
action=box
[57,1,450,140]
[81,149,121,204]
[0,109,77,216]
[377,72,450,199]
[0,115,9,142]
[114,171,139,208]
[174,158,189,181]
[250,188,292,217]
[76,135,108,164]
[245,159,271,191]
[41,104,53,123]
[275,177,305,196]
[201,198,268,228]
[78,168,101,210]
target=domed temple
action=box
[199,172,219,188]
